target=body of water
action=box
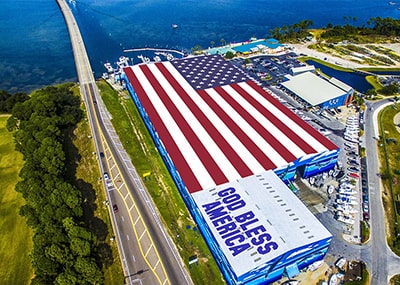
[1,0,399,93]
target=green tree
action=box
[225,51,235,59]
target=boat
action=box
[329,273,338,285]
[172,24,178,29]
[104,62,114,73]
[308,260,323,271]
[117,56,130,68]
[335,257,347,270]
[389,2,396,5]
[327,185,335,195]
[137,55,151,64]
[336,216,355,225]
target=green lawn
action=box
[0,115,33,284]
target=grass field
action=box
[0,115,33,284]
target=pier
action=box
[124,47,185,56]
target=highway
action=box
[56,1,192,284]
[364,100,400,285]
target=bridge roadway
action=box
[56,1,192,284]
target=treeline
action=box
[320,17,400,41]
[7,85,104,284]
[269,20,314,41]
[0,90,29,113]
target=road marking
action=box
[121,216,125,222]
[134,216,140,225]
[127,235,130,241]
[145,244,153,257]
[138,230,147,240]
[132,255,136,262]
[153,259,160,270]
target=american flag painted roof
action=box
[123,54,337,193]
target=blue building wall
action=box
[123,73,334,285]
[319,93,349,109]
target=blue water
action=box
[1,0,399,93]
[306,60,374,93]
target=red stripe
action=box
[124,67,202,193]
[139,64,229,187]
[231,83,316,154]
[214,85,297,163]
[156,63,253,178]
[247,80,338,151]
[197,89,277,170]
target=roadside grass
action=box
[0,115,33,284]
[97,80,225,285]
[365,75,382,90]
[390,274,400,285]
[377,104,400,255]
[298,56,354,72]
[343,266,369,285]
[360,221,370,243]
[65,86,125,285]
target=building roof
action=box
[329,77,353,93]
[232,39,283,53]
[123,55,337,194]
[192,170,332,277]
[290,65,315,75]
[281,72,346,106]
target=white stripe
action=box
[223,84,306,158]
[148,63,240,181]
[205,88,288,167]
[239,82,327,152]
[163,63,265,174]
[132,65,215,189]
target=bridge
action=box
[56,1,192,284]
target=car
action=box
[348,166,359,173]
[363,202,369,213]
[113,204,119,213]
[347,159,360,166]
[103,172,109,180]
[347,172,360,179]
[100,152,105,158]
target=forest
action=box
[6,85,106,285]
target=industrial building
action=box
[281,71,354,109]
[122,54,339,284]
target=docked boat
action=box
[117,56,130,68]
[104,62,114,73]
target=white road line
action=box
[121,216,125,222]
[132,255,136,262]
[127,235,130,241]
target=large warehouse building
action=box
[281,72,354,109]
[122,54,339,284]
